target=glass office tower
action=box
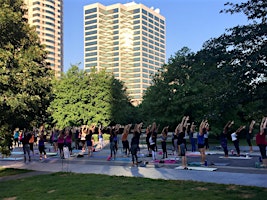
[84,2,165,105]
[24,0,63,78]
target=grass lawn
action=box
[0,172,266,200]
[0,167,32,177]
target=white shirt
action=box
[231,132,237,141]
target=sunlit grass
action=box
[0,172,266,200]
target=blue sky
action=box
[63,0,248,71]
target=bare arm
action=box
[260,117,266,134]
[249,120,255,133]
[236,125,245,134]
[260,117,267,134]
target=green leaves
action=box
[49,66,135,129]
[0,0,53,155]
[141,0,267,131]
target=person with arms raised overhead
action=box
[122,124,131,156]
[161,126,168,159]
[220,121,234,157]
[256,117,267,167]
[130,123,143,166]
[198,119,209,165]
[231,125,246,156]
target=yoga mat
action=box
[188,162,202,166]
[46,152,57,156]
[175,166,217,171]
[11,152,24,155]
[219,156,252,160]
[211,162,229,166]
[113,157,131,162]
[0,157,24,161]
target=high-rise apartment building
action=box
[84,2,166,105]
[24,0,63,78]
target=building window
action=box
[85,14,97,20]
[85,41,97,46]
[33,7,40,11]
[85,57,97,62]
[85,8,97,15]
[85,19,97,25]
[142,9,147,15]
[142,15,147,20]
[133,8,140,14]
[133,68,140,72]
[85,52,97,57]
[85,46,97,51]
[133,20,140,25]
[85,30,97,35]
[134,52,140,56]
[85,25,97,30]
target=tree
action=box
[49,65,134,129]
[141,0,267,132]
[0,0,53,155]
[203,0,267,121]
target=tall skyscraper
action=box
[24,0,63,78]
[84,2,166,105]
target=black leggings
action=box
[258,144,266,159]
[233,140,240,155]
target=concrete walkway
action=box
[1,157,266,188]
[1,143,266,188]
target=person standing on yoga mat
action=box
[180,116,189,169]
[131,123,142,166]
[246,120,255,153]
[198,120,209,165]
[160,126,168,159]
[231,125,246,156]
[220,121,234,157]
[256,117,267,167]
[122,124,131,156]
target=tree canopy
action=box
[49,65,136,129]
[0,0,53,155]
[140,0,267,132]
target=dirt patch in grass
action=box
[3,197,17,200]
[47,190,56,194]
[194,187,208,191]
[240,193,255,199]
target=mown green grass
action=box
[0,172,266,200]
[0,167,32,177]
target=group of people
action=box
[220,117,267,167]
[13,126,47,162]
[12,116,267,168]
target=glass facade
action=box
[24,0,63,78]
[84,2,165,105]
